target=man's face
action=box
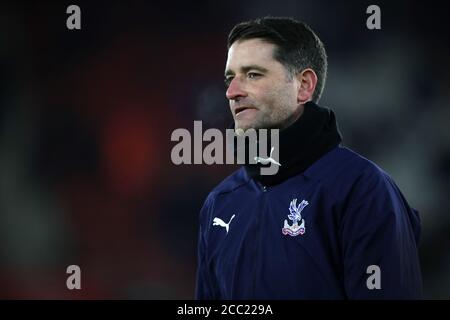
[225,38,301,131]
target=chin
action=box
[235,122,255,131]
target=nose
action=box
[226,77,247,101]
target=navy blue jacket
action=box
[196,146,422,299]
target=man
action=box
[196,17,422,299]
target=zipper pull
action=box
[257,181,268,192]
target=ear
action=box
[296,68,318,104]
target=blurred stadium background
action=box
[0,0,449,299]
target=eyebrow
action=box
[225,65,269,77]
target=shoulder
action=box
[338,147,392,187]
[307,146,387,178]
[338,147,390,182]
[307,146,395,199]
[199,167,250,218]
[327,147,413,218]
[208,167,250,197]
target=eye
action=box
[224,76,234,87]
[247,72,262,79]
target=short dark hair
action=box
[228,17,327,103]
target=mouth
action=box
[234,106,257,117]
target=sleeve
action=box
[195,194,220,300]
[340,167,423,299]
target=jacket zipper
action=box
[252,182,268,296]
[259,182,268,192]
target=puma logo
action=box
[212,214,236,234]
[254,146,281,166]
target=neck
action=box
[279,104,305,130]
